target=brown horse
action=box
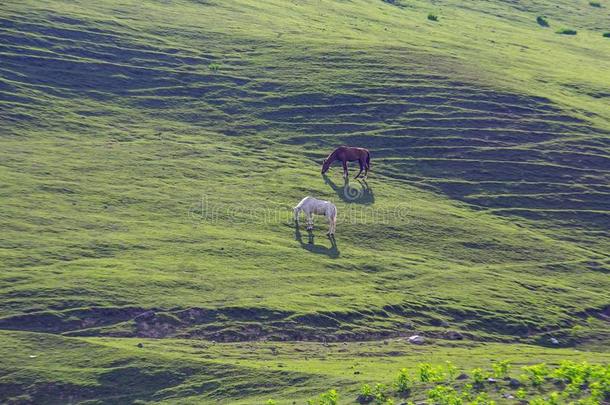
[321,146,371,179]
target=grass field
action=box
[0,0,609,403]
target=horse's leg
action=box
[354,159,364,179]
[327,216,334,235]
[342,161,348,178]
[306,213,313,230]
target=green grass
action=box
[0,0,609,403]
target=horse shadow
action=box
[294,222,339,258]
[322,174,375,205]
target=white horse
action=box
[293,196,337,235]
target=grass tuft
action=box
[428,13,439,22]
[536,15,550,27]
[556,28,577,35]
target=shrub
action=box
[308,389,339,405]
[266,400,277,405]
[547,392,562,405]
[208,63,221,71]
[445,361,459,382]
[471,368,487,386]
[515,388,527,400]
[492,360,511,379]
[556,28,577,35]
[427,385,463,405]
[419,363,433,382]
[418,363,444,383]
[522,363,549,386]
[589,1,601,7]
[461,384,474,401]
[589,364,610,402]
[373,383,388,403]
[428,13,439,22]
[396,368,412,394]
[603,32,610,38]
[358,384,374,403]
[553,361,590,385]
[537,16,549,27]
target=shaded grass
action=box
[556,28,578,35]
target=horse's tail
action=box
[331,205,338,234]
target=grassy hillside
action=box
[0,0,609,403]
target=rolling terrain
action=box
[0,0,609,403]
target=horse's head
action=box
[321,159,331,174]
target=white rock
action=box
[408,335,425,345]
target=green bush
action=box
[537,16,549,27]
[589,364,610,402]
[547,392,562,405]
[418,363,444,383]
[308,389,339,405]
[395,368,412,394]
[553,360,590,385]
[471,368,487,386]
[428,13,439,22]
[373,383,388,403]
[208,63,221,71]
[589,1,601,7]
[492,360,511,379]
[522,363,549,386]
[603,32,610,38]
[461,384,474,401]
[358,384,374,403]
[556,28,577,35]
[427,385,463,405]
[445,361,459,382]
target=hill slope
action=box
[0,0,609,403]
